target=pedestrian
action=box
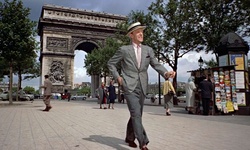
[96,82,108,109]
[198,75,213,116]
[67,91,71,102]
[64,89,71,102]
[107,22,175,150]
[40,75,53,112]
[185,76,196,114]
[120,93,125,104]
[108,80,116,109]
[162,77,176,116]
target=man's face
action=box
[130,28,144,44]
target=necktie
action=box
[136,45,141,68]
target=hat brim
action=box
[126,26,146,36]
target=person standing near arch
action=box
[107,80,116,109]
[40,75,53,112]
[107,22,175,150]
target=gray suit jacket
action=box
[108,44,168,95]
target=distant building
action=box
[73,82,91,89]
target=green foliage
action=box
[12,87,17,92]
[77,86,91,95]
[0,0,38,91]
[23,86,35,94]
[0,0,37,61]
[84,38,122,77]
[148,0,203,66]
[194,0,249,54]
[204,58,218,68]
[0,56,8,79]
[22,60,40,80]
[35,89,40,94]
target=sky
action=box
[1,0,249,90]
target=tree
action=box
[204,58,218,68]
[194,0,250,60]
[148,0,203,89]
[0,0,37,104]
[23,86,35,94]
[0,56,8,80]
[22,61,40,80]
[144,0,249,88]
[84,38,122,83]
[15,56,39,90]
[77,86,91,95]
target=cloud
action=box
[17,0,154,21]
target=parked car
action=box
[154,94,164,100]
[12,91,34,101]
[177,94,186,103]
[71,95,87,100]
[34,94,42,99]
[146,94,156,103]
[0,91,9,101]
[146,94,155,99]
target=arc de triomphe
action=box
[38,4,127,97]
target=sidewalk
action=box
[0,99,250,150]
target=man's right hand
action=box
[117,77,123,85]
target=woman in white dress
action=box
[185,76,196,114]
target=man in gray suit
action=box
[108,22,175,150]
[40,75,53,112]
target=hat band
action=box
[127,25,143,34]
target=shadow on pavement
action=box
[82,135,130,150]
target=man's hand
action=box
[117,77,123,85]
[165,71,176,78]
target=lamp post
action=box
[198,56,204,76]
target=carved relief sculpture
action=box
[48,61,65,84]
[47,37,68,48]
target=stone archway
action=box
[38,4,127,97]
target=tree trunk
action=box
[9,62,13,104]
[17,71,22,101]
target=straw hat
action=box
[126,22,146,36]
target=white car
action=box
[12,91,34,101]
[177,94,186,103]
[71,95,87,100]
[154,94,164,99]
[0,91,9,101]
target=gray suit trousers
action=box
[124,81,149,148]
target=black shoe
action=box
[188,111,193,114]
[166,112,171,116]
[47,106,52,111]
[43,107,49,111]
[125,138,137,148]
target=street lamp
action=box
[198,56,204,76]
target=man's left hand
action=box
[165,71,176,78]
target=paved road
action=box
[0,99,249,150]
